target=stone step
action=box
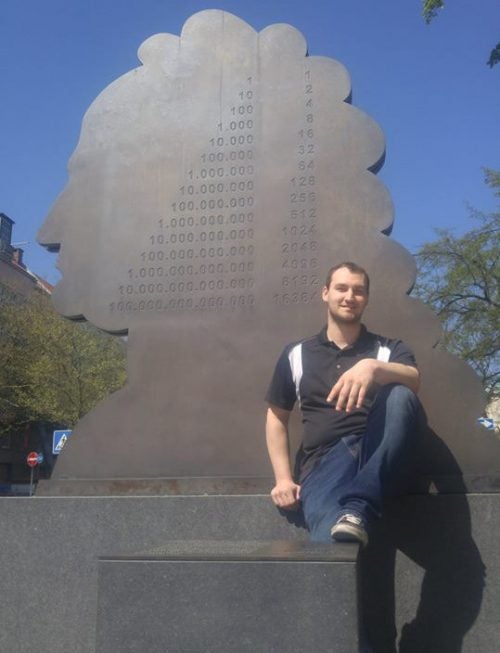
[96,540,360,653]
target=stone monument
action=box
[38,9,499,489]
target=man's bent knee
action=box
[377,383,420,411]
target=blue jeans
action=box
[300,384,422,542]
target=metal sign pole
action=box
[26,451,43,496]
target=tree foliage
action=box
[413,170,500,399]
[422,1,499,68]
[486,43,500,69]
[422,0,445,24]
[0,291,127,433]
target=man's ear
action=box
[321,286,329,302]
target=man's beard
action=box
[329,308,362,325]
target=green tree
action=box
[422,0,445,24]
[422,1,500,68]
[413,170,500,399]
[0,291,126,433]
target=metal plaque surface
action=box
[38,10,500,482]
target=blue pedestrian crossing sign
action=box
[52,430,72,454]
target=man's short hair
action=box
[325,262,370,293]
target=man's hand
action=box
[326,359,420,412]
[270,479,301,511]
[327,359,378,412]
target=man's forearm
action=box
[265,406,294,482]
[373,361,420,394]
[327,358,420,411]
[266,405,301,510]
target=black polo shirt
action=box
[265,325,417,482]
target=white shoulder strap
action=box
[288,343,303,403]
[376,344,391,362]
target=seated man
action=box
[265,261,422,545]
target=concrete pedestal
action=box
[0,494,499,653]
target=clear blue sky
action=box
[1,0,498,284]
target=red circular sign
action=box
[27,451,39,468]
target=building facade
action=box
[0,212,55,493]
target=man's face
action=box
[322,267,369,324]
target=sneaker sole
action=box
[330,524,368,547]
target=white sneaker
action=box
[330,513,368,547]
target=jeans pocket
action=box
[341,433,362,459]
